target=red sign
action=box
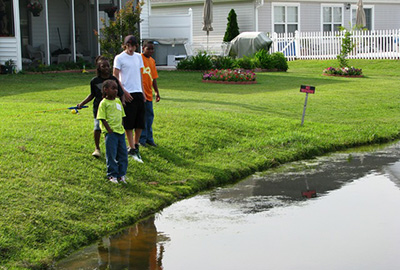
[300,85,315,94]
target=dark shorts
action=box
[123,92,145,130]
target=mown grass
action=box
[1,59,399,269]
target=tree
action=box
[223,9,239,42]
[96,0,143,62]
[337,27,355,68]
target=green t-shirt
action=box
[96,98,126,134]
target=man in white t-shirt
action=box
[113,35,145,163]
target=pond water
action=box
[55,142,400,270]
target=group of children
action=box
[77,36,160,184]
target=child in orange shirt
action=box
[140,41,160,147]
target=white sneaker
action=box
[92,149,101,158]
[108,176,118,184]
[118,176,127,184]
[132,153,143,163]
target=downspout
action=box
[255,0,264,32]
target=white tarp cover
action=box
[230,32,273,58]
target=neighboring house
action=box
[151,0,400,43]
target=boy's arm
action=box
[113,67,133,103]
[77,93,94,108]
[153,79,160,102]
[100,119,113,133]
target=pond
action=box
[55,142,400,270]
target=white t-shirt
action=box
[113,51,144,93]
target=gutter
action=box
[152,0,252,8]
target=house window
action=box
[273,4,299,34]
[322,5,343,32]
[351,5,373,30]
[0,0,14,37]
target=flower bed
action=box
[203,69,256,84]
[323,66,363,77]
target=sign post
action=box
[300,85,315,126]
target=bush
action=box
[223,9,240,42]
[211,56,236,69]
[270,52,288,71]
[177,51,288,72]
[234,55,256,70]
[254,49,273,69]
[177,52,213,70]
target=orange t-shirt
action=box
[141,54,159,101]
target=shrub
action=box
[177,51,213,70]
[211,56,236,69]
[176,58,193,70]
[235,55,256,70]
[223,9,240,42]
[270,52,288,71]
[254,49,272,69]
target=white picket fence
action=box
[270,29,400,61]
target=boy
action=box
[77,56,124,158]
[97,80,128,184]
[140,41,161,147]
[113,35,145,163]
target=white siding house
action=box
[151,0,400,43]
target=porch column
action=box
[95,0,100,55]
[70,0,76,62]
[13,0,22,70]
[44,0,50,65]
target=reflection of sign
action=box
[300,85,315,94]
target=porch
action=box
[1,0,123,71]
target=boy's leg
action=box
[92,119,102,157]
[105,133,118,178]
[123,98,136,149]
[94,130,101,150]
[117,133,128,178]
[134,129,143,145]
[146,101,155,144]
[125,129,135,149]
[140,101,154,145]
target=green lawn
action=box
[1,59,399,269]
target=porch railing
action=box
[270,29,400,61]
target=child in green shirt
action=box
[97,80,128,184]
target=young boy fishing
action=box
[96,80,128,184]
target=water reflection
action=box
[56,216,169,269]
[56,142,400,270]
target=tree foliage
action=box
[223,9,240,42]
[337,27,356,68]
[97,0,143,62]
